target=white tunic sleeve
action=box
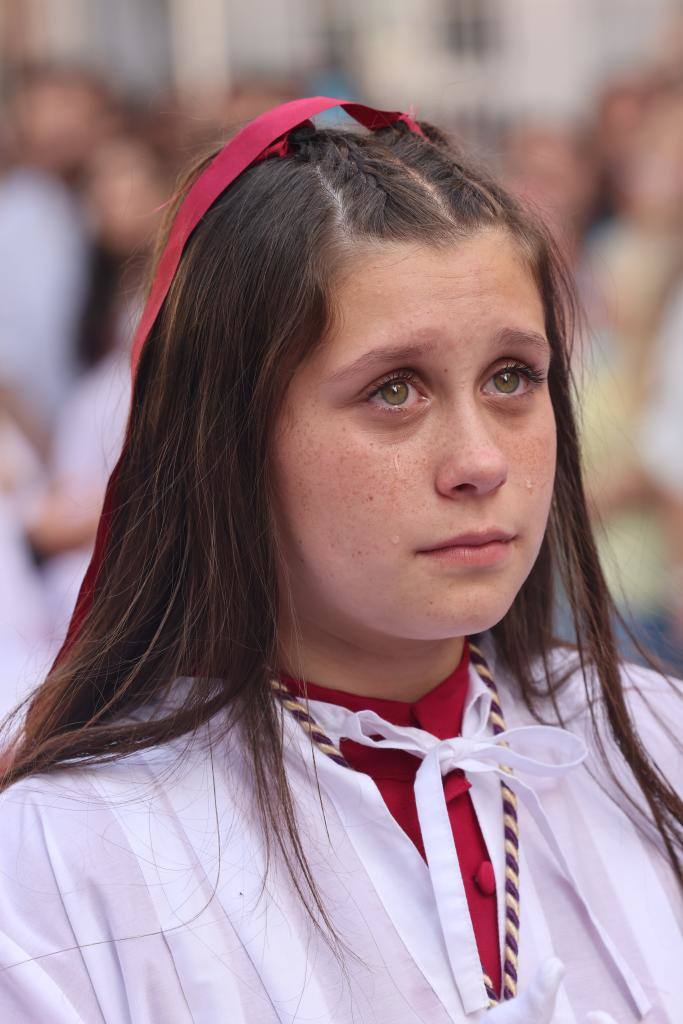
[0,771,195,1023]
[0,738,463,1024]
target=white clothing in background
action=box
[0,419,50,714]
[0,638,680,1022]
[49,344,132,491]
[0,495,51,718]
[0,169,88,424]
[0,415,43,519]
[40,348,130,644]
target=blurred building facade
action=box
[1,0,680,126]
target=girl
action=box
[0,97,680,1023]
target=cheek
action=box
[274,417,412,557]
[512,411,557,508]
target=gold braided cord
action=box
[482,972,499,1006]
[271,678,347,762]
[470,642,520,1003]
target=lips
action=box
[419,529,516,552]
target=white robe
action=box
[0,638,681,1023]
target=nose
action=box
[434,406,508,498]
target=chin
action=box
[457,567,534,628]
[409,591,518,641]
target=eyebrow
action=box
[493,328,552,357]
[323,328,551,386]
[323,341,440,386]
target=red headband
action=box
[55,96,424,665]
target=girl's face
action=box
[272,229,556,655]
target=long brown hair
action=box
[2,118,681,919]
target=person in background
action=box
[5,64,119,191]
[580,87,683,671]
[638,274,683,674]
[501,121,598,270]
[0,64,120,703]
[26,130,170,646]
[0,388,51,715]
[590,69,674,230]
[0,65,118,432]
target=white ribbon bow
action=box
[324,709,651,1017]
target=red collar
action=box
[281,641,470,740]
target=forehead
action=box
[324,229,545,361]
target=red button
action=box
[474,860,496,896]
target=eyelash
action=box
[493,361,548,389]
[365,361,547,410]
[365,368,419,402]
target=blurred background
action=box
[1,0,682,713]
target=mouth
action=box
[417,530,516,568]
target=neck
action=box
[278,616,465,702]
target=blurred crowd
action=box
[502,67,683,674]
[1,58,682,717]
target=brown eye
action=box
[380,380,410,405]
[492,369,520,394]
